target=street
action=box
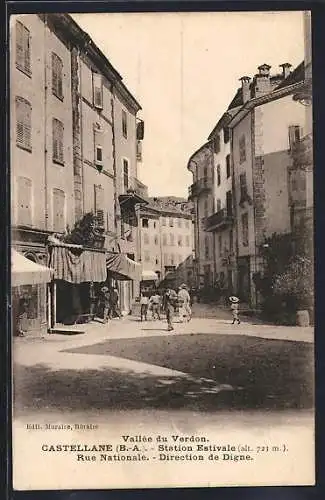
[13,308,314,417]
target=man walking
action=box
[101,285,111,323]
[140,292,149,321]
[109,286,122,319]
[150,291,161,320]
[163,288,178,331]
[178,284,191,322]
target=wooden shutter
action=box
[240,173,247,199]
[288,125,301,149]
[53,189,65,232]
[239,135,246,163]
[52,53,63,99]
[93,73,103,108]
[17,176,32,226]
[52,119,64,163]
[94,184,104,228]
[16,97,32,150]
[16,21,31,74]
[74,189,83,222]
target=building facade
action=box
[10,13,145,331]
[139,197,194,290]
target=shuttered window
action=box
[52,53,63,99]
[93,73,103,109]
[17,176,32,226]
[16,21,31,76]
[242,213,249,247]
[239,135,246,163]
[226,154,231,178]
[239,172,248,200]
[94,184,104,228]
[16,97,32,151]
[52,118,64,164]
[122,110,128,138]
[123,159,129,192]
[217,164,221,185]
[53,188,65,232]
[74,188,82,222]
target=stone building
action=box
[139,197,194,291]
[10,13,145,331]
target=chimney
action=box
[279,63,292,79]
[239,76,251,103]
[254,64,272,97]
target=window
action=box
[153,221,156,229]
[214,134,220,154]
[219,235,222,256]
[289,125,302,149]
[95,146,103,165]
[217,199,221,212]
[94,124,103,167]
[122,110,128,138]
[203,166,208,179]
[226,190,233,216]
[53,188,65,232]
[94,184,104,228]
[170,254,175,265]
[162,217,166,226]
[17,176,32,226]
[142,218,149,228]
[239,135,246,163]
[52,53,63,100]
[144,233,149,244]
[178,235,182,247]
[144,251,150,262]
[242,213,249,247]
[217,164,221,186]
[226,154,231,178]
[52,118,64,164]
[16,21,31,76]
[155,257,159,265]
[93,73,103,109]
[223,127,230,144]
[239,173,248,201]
[229,229,233,252]
[162,234,167,246]
[205,236,209,259]
[169,218,174,227]
[123,159,129,192]
[204,199,208,218]
[16,97,32,151]
[185,235,190,247]
[154,235,159,245]
[177,218,182,228]
[170,233,174,246]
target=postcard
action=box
[10,10,314,489]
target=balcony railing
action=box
[188,177,211,200]
[205,208,234,232]
[119,176,148,209]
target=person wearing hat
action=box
[229,296,240,325]
[177,284,191,322]
[100,285,111,323]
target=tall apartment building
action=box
[187,61,307,306]
[10,13,145,329]
[139,197,194,290]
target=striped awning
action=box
[106,252,141,281]
[141,270,159,281]
[49,245,106,283]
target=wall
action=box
[11,15,46,230]
[140,214,162,275]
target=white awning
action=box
[141,270,159,281]
[11,250,53,286]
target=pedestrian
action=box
[150,291,161,320]
[16,293,29,337]
[229,296,240,324]
[163,287,178,331]
[109,286,122,319]
[178,284,191,322]
[140,292,149,321]
[101,286,111,323]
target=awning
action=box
[141,270,159,281]
[49,245,106,283]
[106,252,141,281]
[11,249,53,286]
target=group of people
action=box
[99,285,122,323]
[139,284,192,331]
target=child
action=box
[229,296,240,324]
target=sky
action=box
[72,11,305,198]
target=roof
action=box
[275,61,305,90]
[207,106,242,140]
[141,197,193,218]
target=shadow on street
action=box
[14,333,313,415]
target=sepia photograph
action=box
[10,9,314,489]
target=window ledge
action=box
[16,64,32,78]
[17,143,32,153]
[53,158,65,167]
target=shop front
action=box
[11,249,53,337]
[106,252,142,315]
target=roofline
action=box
[207,107,241,140]
[41,13,142,113]
[186,141,213,171]
[228,81,304,129]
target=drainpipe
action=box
[43,15,49,230]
